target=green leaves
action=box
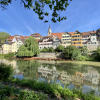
[18,36,39,57]
[0,0,72,23]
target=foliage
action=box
[97,46,100,54]
[80,46,88,53]
[49,47,54,52]
[4,52,15,58]
[55,45,64,52]
[40,47,54,52]
[40,47,49,52]
[0,0,72,23]
[0,63,13,80]
[0,31,10,47]
[63,46,81,60]
[4,77,100,100]
[18,36,40,57]
[0,82,48,100]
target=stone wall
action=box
[37,52,63,58]
[87,45,98,51]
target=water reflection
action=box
[0,59,100,96]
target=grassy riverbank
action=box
[1,77,100,100]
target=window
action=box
[93,38,95,40]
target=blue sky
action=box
[0,0,100,36]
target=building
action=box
[52,36,61,49]
[2,40,10,54]
[82,31,91,46]
[97,28,100,46]
[71,31,82,48]
[31,33,42,40]
[38,36,54,49]
[87,31,98,45]
[61,32,73,48]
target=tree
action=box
[0,0,72,23]
[18,36,40,57]
[55,45,64,52]
[0,31,10,47]
[49,47,54,52]
[40,47,49,52]
[63,46,81,60]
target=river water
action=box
[0,59,100,96]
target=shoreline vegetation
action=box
[0,63,100,100]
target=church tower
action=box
[47,24,52,36]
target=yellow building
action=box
[2,43,9,54]
[71,31,82,48]
[61,32,72,48]
[11,42,17,53]
[2,40,17,54]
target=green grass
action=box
[0,82,48,100]
[2,77,100,100]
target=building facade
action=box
[38,36,53,49]
[71,31,82,48]
[52,36,61,49]
[61,32,72,48]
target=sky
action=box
[0,0,100,36]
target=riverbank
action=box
[1,77,99,100]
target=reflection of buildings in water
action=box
[38,65,60,82]
[72,72,83,86]
[60,71,71,85]
[83,67,99,85]
[38,65,52,78]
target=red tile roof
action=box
[50,32,64,39]
[7,36,15,40]
[31,33,41,37]
[68,32,74,35]
[20,35,29,39]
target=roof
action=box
[42,36,53,38]
[50,32,64,39]
[7,36,15,40]
[68,32,74,35]
[82,31,96,36]
[21,39,25,44]
[20,35,29,39]
[31,33,41,37]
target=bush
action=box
[81,53,88,57]
[40,48,49,52]
[55,45,64,52]
[0,63,13,80]
[63,46,81,60]
[48,47,54,52]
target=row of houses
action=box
[1,26,100,54]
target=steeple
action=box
[47,24,52,36]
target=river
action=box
[0,58,100,96]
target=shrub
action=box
[49,47,54,52]
[40,48,49,52]
[0,63,13,80]
[55,45,64,52]
[63,46,81,60]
